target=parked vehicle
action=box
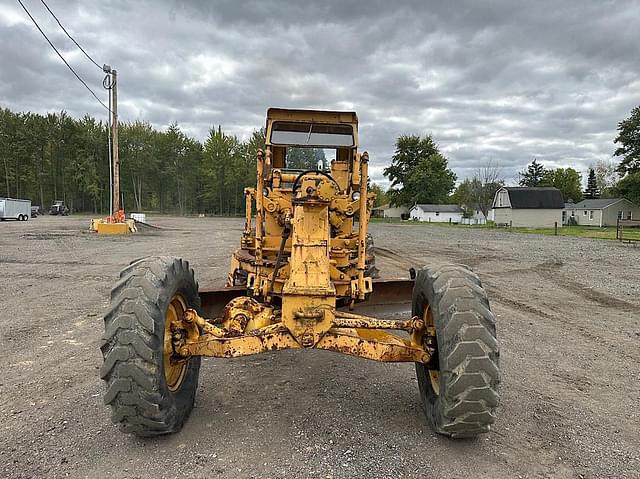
[31,206,41,218]
[49,200,69,216]
[101,108,500,439]
[0,197,31,221]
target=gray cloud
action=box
[1,0,639,186]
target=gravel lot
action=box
[1,215,639,479]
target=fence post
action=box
[554,221,558,236]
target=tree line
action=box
[0,108,266,215]
[382,104,640,212]
[2,104,639,215]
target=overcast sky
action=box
[1,0,639,185]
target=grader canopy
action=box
[101,108,500,439]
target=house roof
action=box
[372,203,390,211]
[570,198,625,209]
[504,187,564,209]
[371,203,408,211]
[414,204,464,213]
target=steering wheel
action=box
[291,170,341,194]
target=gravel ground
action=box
[1,215,639,479]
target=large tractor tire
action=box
[100,256,201,437]
[413,265,499,438]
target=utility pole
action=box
[103,64,120,218]
[111,69,120,214]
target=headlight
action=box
[352,191,361,201]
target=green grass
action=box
[369,217,640,241]
[510,225,640,241]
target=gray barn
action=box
[493,187,564,227]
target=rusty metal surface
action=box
[199,286,246,318]
[316,329,429,363]
[192,108,423,365]
[180,325,300,358]
[333,310,420,331]
[199,277,414,319]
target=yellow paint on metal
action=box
[96,221,131,235]
[174,108,432,366]
[164,294,189,392]
[423,306,440,395]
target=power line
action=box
[16,0,111,112]
[38,0,103,71]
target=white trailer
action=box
[0,198,32,221]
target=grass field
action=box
[370,217,640,241]
[511,224,640,240]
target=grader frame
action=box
[101,108,499,439]
[175,108,431,366]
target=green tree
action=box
[541,167,583,202]
[614,106,640,175]
[583,168,599,199]
[369,182,388,207]
[613,172,640,205]
[384,135,456,206]
[452,176,503,219]
[518,159,545,186]
[450,179,475,216]
[593,159,618,198]
[201,126,243,215]
[286,147,326,170]
[120,121,157,211]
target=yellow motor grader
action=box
[100,108,499,438]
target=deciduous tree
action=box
[614,106,640,175]
[384,135,456,206]
[541,167,583,202]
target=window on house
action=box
[571,210,575,217]
[497,191,508,207]
[617,211,623,219]
[589,210,594,220]
[583,211,587,216]
[435,211,440,216]
[627,211,633,220]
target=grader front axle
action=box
[170,302,431,364]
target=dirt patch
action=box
[1,216,639,478]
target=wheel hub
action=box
[423,305,440,395]
[164,294,188,392]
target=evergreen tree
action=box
[584,168,600,199]
[0,107,268,215]
[518,159,545,186]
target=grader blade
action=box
[199,285,246,318]
[198,278,414,320]
[347,278,413,319]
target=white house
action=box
[410,204,464,223]
[461,207,495,225]
[563,198,640,226]
[492,187,564,227]
[371,203,409,219]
